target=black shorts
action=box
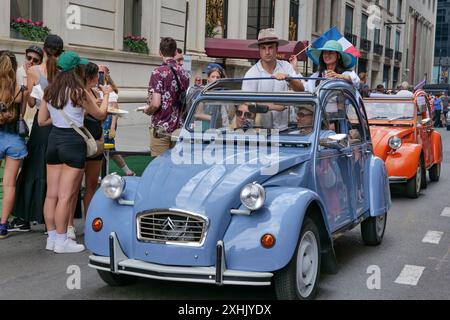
[46,127,87,169]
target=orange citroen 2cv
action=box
[364,93,442,198]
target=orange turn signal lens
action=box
[92,218,103,232]
[261,234,276,249]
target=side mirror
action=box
[421,118,432,126]
[320,134,350,150]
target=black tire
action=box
[97,270,136,287]
[429,163,441,182]
[274,218,321,300]
[406,159,422,199]
[421,157,428,189]
[361,213,387,246]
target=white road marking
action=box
[441,208,450,217]
[422,231,444,245]
[394,265,426,286]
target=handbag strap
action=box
[57,109,91,142]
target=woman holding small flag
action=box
[304,40,360,93]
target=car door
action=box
[421,100,434,168]
[343,95,370,219]
[316,92,353,232]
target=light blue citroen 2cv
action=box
[85,78,391,300]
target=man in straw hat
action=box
[242,28,305,131]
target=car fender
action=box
[431,131,443,165]
[385,143,422,179]
[84,177,140,257]
[223,187,331,272]
[369,156,391,217]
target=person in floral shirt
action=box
[144,38,190,157]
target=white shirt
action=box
[16,66,27,87]
[305,71,360,93]
[242,60,303,130]
[99,91,119,108]
[48,99,85,128]
[396,90,414,98]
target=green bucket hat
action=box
[57,51,89,72]
[307,40,357,69]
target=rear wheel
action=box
[429,163,441,182]
[274,218,321,300]
[97,270,136,287]
[361,213,387,246]
[406,160,422,198]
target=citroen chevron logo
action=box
[162,217,176,231]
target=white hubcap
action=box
[296,231,319,298]
[416,164,422,194]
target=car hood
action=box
[134,145,311,215]
[370,126,415,160]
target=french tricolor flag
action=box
[312,27,361,58]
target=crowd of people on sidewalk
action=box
[1,28,436,255]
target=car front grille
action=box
[137,210,208,246]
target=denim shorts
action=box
[0,130,28,160]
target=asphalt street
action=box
[1,125,449,300]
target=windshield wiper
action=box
[369,116,389,120]
[389,116,412,121]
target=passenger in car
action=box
[305,40,360,93]
[230,104,261,130]
[289,106,336,139]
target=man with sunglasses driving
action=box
[16,45,43,87]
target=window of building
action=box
[289,0,299,41]
[374,28,381,44]
[10,0,42,21]
[397,0,402,18]
[345,5,354,35]
[385,0,391,13]
[361,14,368,39]
[383,64,391,87]
[247,0,275,40]
[123,0,142,37]
[385,26,392,48]
[395,31,401,51]
[206,0,228,38]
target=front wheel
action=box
[274,218,321,300]
[429,163,441,182]
[97,270,136,287]
[406,160,422,199]
[361,213,387,246]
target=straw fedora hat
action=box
[249,28,289,48]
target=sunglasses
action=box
[236,110,254,119]
[297,112,313,118]
[26,55,41,64]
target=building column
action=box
[321,0,332,34]
[0,0,10,38]
[186,0,206,55]
[274,0,290,41]
[227,0,248,39]
[298,0,313,42]
[142,0,161,55]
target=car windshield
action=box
[186,100,319,137]
[365,102,415,121]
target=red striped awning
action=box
[205,38,309,62]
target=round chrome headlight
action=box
[240,183,266,211]
[101,174,126,200]
[388,136,403,150]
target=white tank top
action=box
[48,99,85,128]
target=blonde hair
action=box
[0,54,16,105]
[105,73,119,94]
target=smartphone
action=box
[98,71,105,86]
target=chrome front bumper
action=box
[88,232,273,286]
[389,176,408,184]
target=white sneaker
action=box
[46,238,55,251]
[67,226,76,240]
[54,239,85,254]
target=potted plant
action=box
[123,35,149,54]
[10,17,51,42]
